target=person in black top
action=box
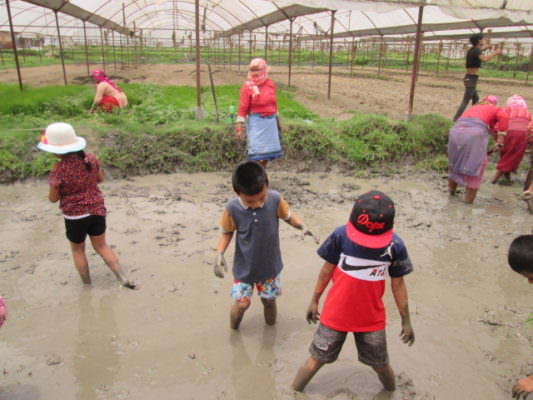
[453,33,501,121]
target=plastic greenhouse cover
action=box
[0,0,532,40]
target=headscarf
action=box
[479,95,498,105]
[245,58,269,99]
[506,95,527,108]
[506,95,530,119]
[91,69,122,93]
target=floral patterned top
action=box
[49,152,106,217]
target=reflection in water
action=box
[231,326,277,400]
[73,291,119,400]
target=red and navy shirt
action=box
[317,225,413,332]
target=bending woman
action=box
[235,58,282,168]
[448,95,507,204]
[91,69,128,112]
[492,95,531,184]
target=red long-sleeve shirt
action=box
[461,103,508,132]
[238,79,277,118]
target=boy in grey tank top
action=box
[214,161,318,330]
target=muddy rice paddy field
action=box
[0,64,532,399]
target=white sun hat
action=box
[37,122,86,154]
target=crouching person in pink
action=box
[292,191,415,393]
[91,69,128,112]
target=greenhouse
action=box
[0,2,533,400]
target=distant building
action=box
[0,30,45,49]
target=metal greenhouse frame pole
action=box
[122,3,130,66]
[249,30,253,60]
[436,40,443,75]
[4,0,23,91]
[99,26,106,71]
[82,21,90,75]
[264,26,269,61]
[288,17,295,88]
[350,38,357,76]
[195,0,203,120]
[54,10,68,86]
[407,6,424,119]
[377,35,384,76]
[112,31,117,71]
[238,32,241,70]
[327,11,336,100]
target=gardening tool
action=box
[207,63,219,122]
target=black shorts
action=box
[64,215,106,244]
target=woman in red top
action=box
[491,95,531,184]
[37,122,134,288]
[91,69,128,112]
[235,58,282,167]
[448,95,508,203]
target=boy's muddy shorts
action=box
[231,274,281,301]
[309,323,389,368]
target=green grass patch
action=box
[0,82,450,182]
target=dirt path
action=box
[0,168,531,400]
[1,63,533,120]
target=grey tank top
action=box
[227,190,283,284]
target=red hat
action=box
[346,190,394,248]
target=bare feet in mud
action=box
[520,191,533,214]
[122,281,138,290]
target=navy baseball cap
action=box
[346,190,395,248]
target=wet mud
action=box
[0,167,531,399]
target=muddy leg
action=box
[464,187,478,204]
[292,356,324,392]
[89,233,132,286]
[230,299,250,330]
[70,241,91,284]
[261,298,277,325]
[373,364,396,391]
[523,160,533,191]
[448,178,458,196]
[491,169,504,184]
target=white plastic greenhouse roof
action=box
[1,0,532,41]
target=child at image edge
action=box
[292,190,415,392]
[38,122,134,288]
[214,161,318,329]
[507,235,533,399]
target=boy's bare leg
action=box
[90,233,133,286]
[448,178,458,196]
[259,160,268,168]
[373,364,396,391]
[464,187,477,204]
[292,356,324,392]
[261,298,277,325]
[70,241,91,284]
[230,299,250,330]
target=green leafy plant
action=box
[0,82,455,181]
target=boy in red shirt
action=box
[292,191,415,392]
